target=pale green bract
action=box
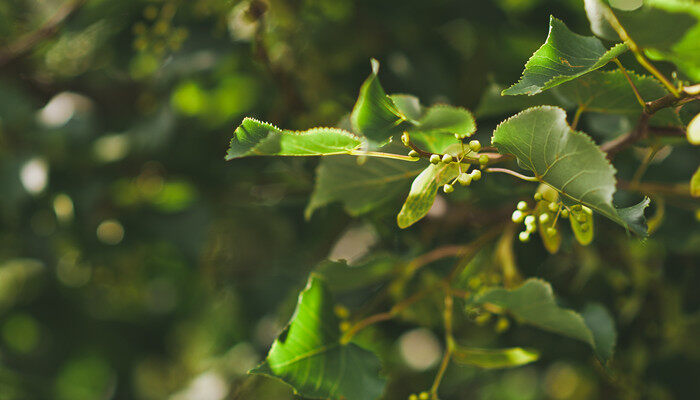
[503,16,627,96]
[453,346,540,369]
[491,106,649,235]
[469,279,616,363]
[250,276,385,400]
[226,118,362,159]
[397,163,459,228]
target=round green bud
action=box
[560,209,569,218]
[419,392,430,400]
[533,192,543,201]
[573,204,582,211]
[539,213,550,223]
[408,150,419,158]
[546,227,557,236]
[524,215,536,226]
[518,231,530,242]
[401,132,410,146]
[576,214,587,223]
[511,210,524,223]
[443,183,454,193]
[409,395,418,400]
[478,154,489,165]
[548,202,559,213]
[458,173,472,186]
[429,154,440,164]
[517,201,528,211]
[470,169,482,181]
[469,140,482,152]
[442,154,453,163]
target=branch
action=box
[0,0,87,67]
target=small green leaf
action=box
[453,346,539,369]
[305,155,423,219]
[554,70,681,126]
[503,16,627,96]
[491,106,648,235]
[691,166,700,197]
[251,276,385,400]
[350,59,409,142]
[226,118,362,159]
[397,163,459,228]
[469,279,615,363]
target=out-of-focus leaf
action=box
[502,16,627,96]
[0,259,44,313]
[491,106,648,235]
[305,155,422,219]
[691,166,700,197]
[582,303,617,364]
[453,346,539,369]
[314,256,397,293]
[396,163,459,228]
[226,118,362,159]
[251,276,385,400]
[469,279,615,363]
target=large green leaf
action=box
[251,276,385,400]
[453,346,540,369]
[554,70,681,126]
[491,106,648,235]
[396,163,459,228]
[306,155,423,219]
[503,16,627,96]
[226,118,362,159]
[469,279,616,363]
[584,0,700,80]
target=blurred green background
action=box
[0,0,698,399]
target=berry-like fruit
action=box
[470,169,482,181]
[519,231,530,242]
[419,392,430,400]
[409,394,418,400]
[443,183,454,193]
[524,215,536,226]
[408,150,419,158]
[548,202,559,212]
[458,173,472,186]
[401,132,410,146]
[539,213,550,223]
[560,209,569,218]
[517,201,528,211]
[430,154,440,164]
[546,227,557,236]
[442,154,453,163]
[573,204,582,211]
[469,140,482,152]
[479,154,489,165]
[511,210,524,223]
[533,192,543,201]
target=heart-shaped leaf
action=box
[491,106,648,235]
[251,275,385,400]
[468,279,616,363]
[503,16,627,96]
[226,118,362,159]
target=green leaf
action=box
[314,255,396,293]
[305,155,423,219]
[453,346,540,369]
[476,81,565,119]
[691,166,700,197]
[582,303,616,364]
[554,70,681,126]
[350,59,410,142]
[251,276,385,400]
[469,279,615,363]
[226,118,362,159]
[491,106,648,235]
[502,16,627,96]
[396,163,459,228]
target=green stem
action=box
[485,168,539,182]
[571,106,585,130]
[349,150,419,162]
[430,292,455,400]
[614,58,647,109]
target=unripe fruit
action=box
[517,201,528,211]
[408,150,419,158]
[339,321,351,332]
[546,227,557,236]
[539,213,550,223]
[470,169,482,181]
[479,154,489,165]
[458,173,472,186]
[560,209,569,218]
[548,202,559,212]
[519,231,530,242]
[524,215,536,226]
[442,154,453,163]
[419,392,430,400]
[511,210,524,223]
[573,204,582,211]
[533,192,543,201]
[443,183,454,193]
[401,132,410,146]
[409,395,418,400]
[469,140,482,152]
[430,154,440,164]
